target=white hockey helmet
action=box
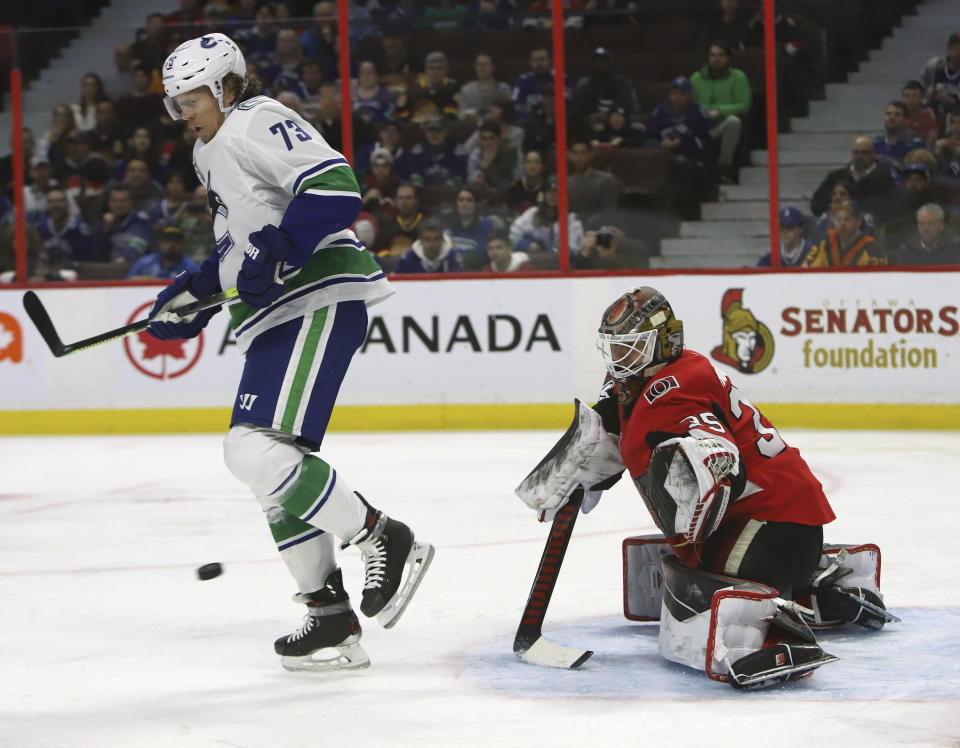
[162,33,247,120]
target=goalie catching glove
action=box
[642,435,739,549]
[515,399,625,518]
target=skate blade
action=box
[280,635,371,672]
[731,652,840,689]
[377,541,436,630]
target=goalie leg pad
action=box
[622,534,672,620]
[657,555,838,688]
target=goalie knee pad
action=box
[807,544,900,630]
[224,423,308,505]
[657,555,838,689]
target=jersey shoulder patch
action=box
[643,375,679,404]
[235,95,270,112]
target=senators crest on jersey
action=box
[710,288,774,374]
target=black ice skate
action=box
[274,568,370,672]
[341,494,435,629]
[809,550,901,630]
[728,640,839,690]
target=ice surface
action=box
[1,429,958,747]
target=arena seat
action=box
[604,148,671,197]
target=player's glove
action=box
[147,267,221,340]
[239,225,296,309]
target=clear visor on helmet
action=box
[596,329,657,379]
[163,96,183,121]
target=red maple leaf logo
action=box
[136,330,189,359]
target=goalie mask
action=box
[596,287,684,382]
[162,33,247,120]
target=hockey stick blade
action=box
[22,288,239,358]
[22,290,66,357]
[517,635,593,669]
[513,492,593,669]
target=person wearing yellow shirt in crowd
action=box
[803,201,887,267]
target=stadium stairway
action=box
[654,0,955,269]
[1,0,178,155]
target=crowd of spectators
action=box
[764,32,960,268]
[0,0,938,280]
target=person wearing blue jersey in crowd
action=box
[96,185,153,263]
[445,186,504,270]
[126,224,199,279]
[35,187,95,263]
[145,33,434,673]
[757,207,814,267]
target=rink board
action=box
[1,272,958,433]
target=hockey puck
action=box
[196,563,223,581]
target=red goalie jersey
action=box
[615,350,835,563]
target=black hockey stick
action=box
[514,489,593,668]
[22,287,239,358]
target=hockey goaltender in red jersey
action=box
[516,286,898,689]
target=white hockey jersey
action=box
[192,95,392,352]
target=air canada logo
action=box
[710,289,774,374]
[123,301,204,380]
[0,311,23,363]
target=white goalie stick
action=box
[514,490,593,668]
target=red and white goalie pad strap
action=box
[653,435,739,545]
[516,399,625,514]
[657,555,780,682]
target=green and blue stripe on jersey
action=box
[227,158,391,349]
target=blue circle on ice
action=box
[463,609,960,700]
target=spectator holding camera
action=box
[575,225,648,270]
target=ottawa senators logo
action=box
[710,289,774,374]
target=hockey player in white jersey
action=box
[147,33,434,671]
